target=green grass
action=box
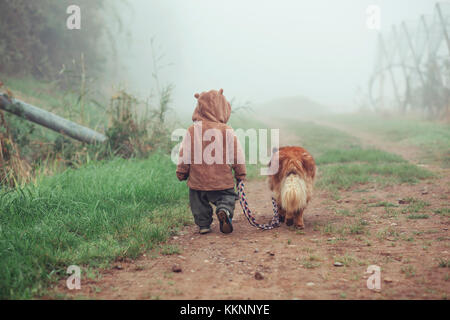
[368,201,399,208]
[316,147,432,192]
[377,227,400,241]
[348,220,368,235]
[316,148,405,165]
[284,120,360,156]
[434,208,450,217]
[301,254,322,269]
[335,208,354,216]
[280,120,434,193]
[401,265,416,278]
[317,161,433,191]
[322,222,336,234]
[401,198,431,214]
[383,207,400,218]
[0,153,191,299]
[324,113,450,168]
[160,244,181,256]
[407,214,430,220]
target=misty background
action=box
[115,0,438,117]
[1,1,449,300]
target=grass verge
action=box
[0,153,191,299]
[323,113,450,168]
[283,120,434,194]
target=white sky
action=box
[117,0,440,113]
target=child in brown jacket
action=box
[176,89,246,234]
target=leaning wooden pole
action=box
[0,94,107,144]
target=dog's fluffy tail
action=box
[281,174,307,213]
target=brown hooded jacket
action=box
[176,89,246,191]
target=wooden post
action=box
[421,15,431,57]
[379,33,402,107]
[392,25,411,112]
[0,94,107,144]
[368,35,384,110]
[436,3,450,56]
[402,21,426,86]
[435,3,450,118]
[378,34,385,110]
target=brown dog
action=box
[268,146,316,229]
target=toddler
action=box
[176,89,246,234]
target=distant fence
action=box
[370,2,450,117]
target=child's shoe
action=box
[199,227,212,234]
[216,209,233,234]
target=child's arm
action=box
[231,131,246,183]
[176,132,190,181]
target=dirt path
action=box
[54,121,450,300]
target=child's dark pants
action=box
[189,188,238,228]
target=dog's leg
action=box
[286,210,294,226]
[278,207,286,223]
[294,209,305,229]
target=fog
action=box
[116,0,438,116]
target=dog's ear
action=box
[219,89,224,95]
[301,155,316,178]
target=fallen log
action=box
[0,94,107,144]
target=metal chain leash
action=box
[237,180,280,230]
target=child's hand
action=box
[176,172,188,181]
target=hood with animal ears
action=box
[192,89,231,124]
